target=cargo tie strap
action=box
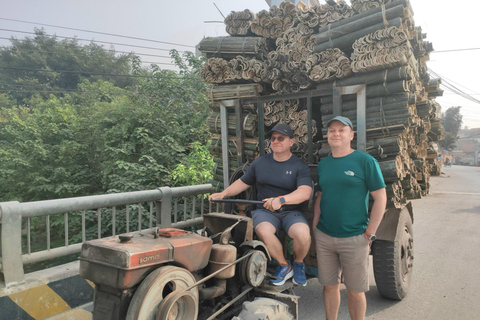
[381,4,389,28]
[215,37,224,57]
[379,97,390,136]
[242,37,247,56]
[209,86,215,102]
[243,113,250,134]
[382,69,390,96]
[327,24,334,49]
[215,113,220,133]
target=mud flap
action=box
[376,202,413,242]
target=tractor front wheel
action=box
[126,265,198,320]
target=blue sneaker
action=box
[270,262,293,286]
[292,262,307,286]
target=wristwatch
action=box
[278,196,286,206]
[368,234,377,242]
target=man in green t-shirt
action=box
[313,116,387,320]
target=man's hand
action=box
[263,197,282,212]
[208,192,225,202]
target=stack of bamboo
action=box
[250,2,298,39]
[313,1,413,54]
[351,0,397,13]
[197,36,274,60]
[262,99,319,162]
[200,56,265,84]
[199,0,444,206]
[225,9,255,36]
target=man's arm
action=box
[364,187,387,242]
[266,185,312,212]
[312,191,321,231]
[208,179,251,201]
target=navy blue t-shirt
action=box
[240,153,312,210]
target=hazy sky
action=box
[1,0,479,129]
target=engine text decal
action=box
[139,254,160,264]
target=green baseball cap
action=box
[326,116,353,130]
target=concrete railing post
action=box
[157,187,172,228]
[0,201,25,287]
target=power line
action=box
[432,47,480,53]
[0,29,189,54]
[0,17,195,49]
[0,66,204,79]
[0,63,197,79]
[428,68,480,105]
[0,39,181,60]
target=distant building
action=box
[454,127,480,165]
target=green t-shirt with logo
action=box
[316,150,386,237]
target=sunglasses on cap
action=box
[270,136,287,142]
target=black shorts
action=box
[251,208,308,234]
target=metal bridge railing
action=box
[0,184,214,288]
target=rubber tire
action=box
[232,297,293,320]
[126,266,198,320]
[372,209,414,300]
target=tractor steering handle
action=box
[209,199,265,205]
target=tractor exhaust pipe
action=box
[199,279,227,300]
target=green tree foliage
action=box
[1,30,215,271]
[0,35,213,202]
[0,28,135,104]
[439,106,463,151]
[171,141,215,187]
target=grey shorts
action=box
[251,208,308,234]
[314,228,370,292]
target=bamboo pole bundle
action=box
[225,9,256,36]
[320,91,414,112]
[275,23,315,62]
[379,155,405,181]
[198,36,274,60]
[208,83,264,101]
[297,6,320,29]
[250,2,297,39]
[402,174,423,199]
[297,2,354,29]
[314,17,404,53]
[315,3,405,45]
[200,57,229,84]
[200,56,266,84]
[228,56,265,82]
[206,111,258,138]
[351,26,413,74]
[315,2,355,26]
[307,48,353,82]
[351,0,397,14]
[384,181,405,208]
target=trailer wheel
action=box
[232,297,293,320]
[372,208,414,300]
[126,266,198,320]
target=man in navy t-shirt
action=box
[210,123,312,286]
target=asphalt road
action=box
[294,165,480,320]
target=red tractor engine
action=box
[80,228,212,320]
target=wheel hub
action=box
[156,289,198,320]
[401,225,414,281]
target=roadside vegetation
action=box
[0,29,215,270]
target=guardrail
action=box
[0,184,214,288]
